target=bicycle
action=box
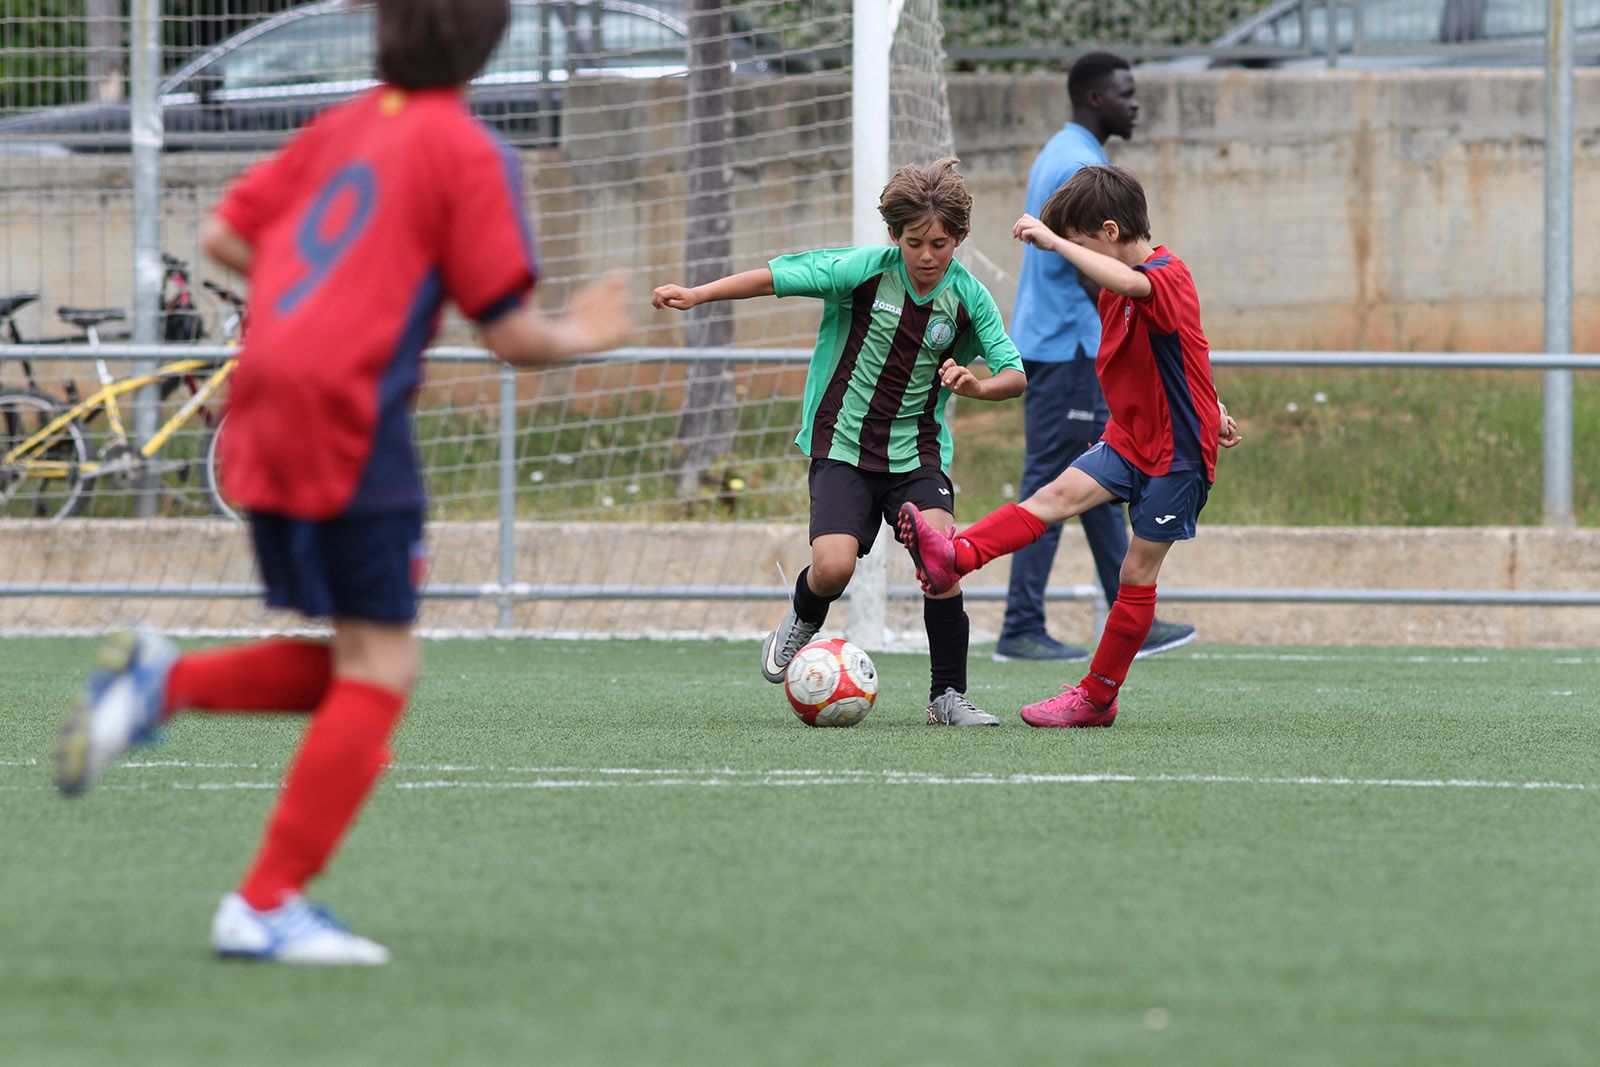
[0,260,246,521]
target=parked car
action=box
[0,0,809,153]
[1161,0,1600,69]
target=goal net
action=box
[0,0,958,641]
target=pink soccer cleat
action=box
[896,502,959,595]
[1019,683,1118,728]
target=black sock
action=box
[924,592,968,702]
[793,566,838,626]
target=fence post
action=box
[1543,0,1575,527]
[848,0,892,650]
[130,0,163,518]
[497,362,517,630]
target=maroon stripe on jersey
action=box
[810,275,882,462]
[857,298,934,472]
[914,304,971,467]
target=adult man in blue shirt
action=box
[994,51,1195,663]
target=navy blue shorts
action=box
[1070,441,1210,542]
[808,458,954,557]
[249,509,426,623]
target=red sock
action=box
[237,678,406,911]
[163,639,332,720]
[952,503,1048,574]
[1081,583,1157,707]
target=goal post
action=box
[845,0,894,651]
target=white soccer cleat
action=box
[211,893,391,966]
[54,626,178,797]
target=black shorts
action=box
[249,508,427,623]
[808,458,954,557]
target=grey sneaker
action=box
[926,688,999,726]
[760,608,821,683]
[992,632,1090,663]
[1136,620,1196,660]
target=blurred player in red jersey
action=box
[52,0,630,964]
[897,164,1240,728]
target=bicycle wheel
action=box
[0,389,90,520]
[201,414,242,522]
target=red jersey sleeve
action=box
[213,120,322,242]
[439,126,538,323]
[1131,252,1192,334]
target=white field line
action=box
[0,761,1592,794]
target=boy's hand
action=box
[651,283,700,311]
[938,358,984,399]
[1218,400,1242,449]
[564,272,632,352]
[1012,213,1061,254]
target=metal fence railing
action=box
[2,344,1596,636]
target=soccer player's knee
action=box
[810,556,855,594]
[1028,479,1076,522]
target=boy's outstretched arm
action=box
[480,273,632,367]
[652,268,775,311]
[1012,214,1151,299]
[937,361,1026,402]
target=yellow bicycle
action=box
[0,352,237,521]
[0,275,245,521]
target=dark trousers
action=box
[999,358,1129,642]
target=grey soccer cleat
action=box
[760,608,821,683]
[1135,619,1196,660]
[926,688,1000,727]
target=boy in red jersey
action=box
[897,164,1240,727]
[52,0,630,964]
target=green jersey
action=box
[769,245,1024,473]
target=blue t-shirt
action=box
[1010,122,1108,364]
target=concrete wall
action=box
[952,69,1600,352]
[2,69,1595,351]
[5,520,1599,648]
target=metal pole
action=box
[1324,0,1339,69]
[129,0,163,517]
[847,0,893,651]
[497,363,518,630]
[1544,0,1575,527]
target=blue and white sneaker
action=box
[53,626,177,797]
[211,893,391,966]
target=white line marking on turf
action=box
[4,766,1594,795]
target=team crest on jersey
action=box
[926,316,955,349]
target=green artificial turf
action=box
[2,638,1597,1066]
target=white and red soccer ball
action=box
[784,637,877,727]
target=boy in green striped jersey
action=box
[652,158,1026,726]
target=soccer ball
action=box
[784,637,877,727]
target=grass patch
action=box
[41,366,1600,525]
[3,637,1599,1066]
[950,367,1600,525]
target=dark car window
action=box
[219,8,377,94]
[598,9,687,72]
[1249,0,1599,52]
[1482,0,1600,37]
[484,3,571,79]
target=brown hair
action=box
[1040,164,1151,243]
[376,0,509,89]
[878,157,972,240]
